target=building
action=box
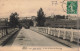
[31,16,37,27]
[0,18,8,27]
[45,17,79,29]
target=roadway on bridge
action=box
[11,27,67,47]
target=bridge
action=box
[0,18,79,48]
[0,26,79,48]
[11,27,66,47]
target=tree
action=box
[29,20,33,26]
[9,12,19,27]
[36,8,46,26]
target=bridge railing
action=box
[30,27,80,43]
[0,26,19,38]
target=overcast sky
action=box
[0,0,79,18]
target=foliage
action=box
[29,20,33,26]
[9,12,19,27]
[36,8,46,26]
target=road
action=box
[6,27,66,47]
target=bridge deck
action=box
[11,27,67,47]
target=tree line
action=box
[9,8,46,28]
[9,8,67,28]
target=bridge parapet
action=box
[30,27,80,44]
[0,26,19,38]
[0,27,20,46]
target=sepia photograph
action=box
[0,0,80,51]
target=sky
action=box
[0,0,80,18]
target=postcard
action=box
[0,0,80,51]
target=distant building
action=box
[0,18,8,27]
[68,15,77,20]
[45,17,79,29]
[31,16,37,27]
